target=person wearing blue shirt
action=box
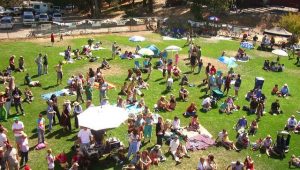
[236,116,248,131]
[280,84,289,97]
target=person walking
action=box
[4,87,11,116]
[37,114,45,144]
[50,33,55,46]
[43,54,48,74]
[112,41,117,59]
[85,82,93,101]
[55,62,63,85]
[75,79,84,103]
[46,149,55,170]
[35,53,43,76]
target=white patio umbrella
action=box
[129,36,146,42]
[138,48,154,56]
[272,49,288,57]
[165,45,182,57]
[78,105,128,130]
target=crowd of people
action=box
[0,31,298,170]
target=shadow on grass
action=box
[155,77,164,82]
[31,75,40,79]
[42,84,59,90]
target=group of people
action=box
[263,60,285,72]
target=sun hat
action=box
[13,117,19,121]
[154,144,161,150]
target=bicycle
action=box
[26,31,36,38]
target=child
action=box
[20,132,29,166]
[46,149,55,170]
[24,88,34,103]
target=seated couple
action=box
[120,51,134,59]
[219,96,238,114]
[156,95,176,112]
[271,84,290,97]
[215,129,240,151]
[24,73,41,87]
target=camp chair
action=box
[134,60,140,69]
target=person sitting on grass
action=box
[156,96,171,111]
[261,135,272,157]
[285,115,297,131]
[237,133,250,148]
[23,88,34,103]
[244,156,255,170]
[149,145,166,166]
[184,102,197,117]
[24,73,40,87]
[219,100,230,114]
[100,58,110,70]
[169,135,190,165]
[202,96,212,112]
[172,65,181,79]
[180,75,189,86]
[278,84,290,97]
[179,86,189,102]
[263,60,270,70]
[226,96,237,111]
[222,133,240,151]
[270,99,281,115]
[137,78,149,90]
[187,115,200,132]
[168,94,176,111]
[139,150,152,170]
[271,84,279,95]
[235,116,248,132]
[55,151,69,170]
[289,155,300,168]
[248,120,258,136]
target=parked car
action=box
[38,13,49,22]
[8,7,22,16]
[3,8,14,16]
[52,13,62,22]
[0,16,14,29]
[0,6,5,16]
[23,11,35,25]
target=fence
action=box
[0,17,159,39]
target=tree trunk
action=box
[148,0,154,13]
[143,0,147,7]
[93,0,100,18]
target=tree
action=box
[279,13,300,36]
[190,0,230,20]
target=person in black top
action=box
[197,59,203,74]
[253,34,258,46]
[50,94,61,125]
[234,74,242,97]
[43,54,48,74]
[295,55,300,65]
[156,117,164,146]
[271,99,281,115]
[12,87,25,115]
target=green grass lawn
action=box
[0,33,299,170]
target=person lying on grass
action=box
[24,73,40,87]
[289,155,300,168]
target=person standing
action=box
[12,87,25,115]
[143,112,153,143]
[0,128,8,148]
[75,79,84,103]
[19,132,29,167]
[50,33,55,46]
[55,62,63,85]
[0,92,7,121]
[37,113,45,144]
[4,87,11,115]
[46,149,55,170]
[43,54,48,75]
[50,94,61,125]
[234,74,242,98]
[112,41,117,59]
[46,100,56,132]
[4,144,20,170]
[61,103,71,132]
[77,127,92,151]
[99,79,108,105]
[85,82,93,101]
[73,102,82,129]
[12,117,24,150]
[156,117,164,146]
[0,147,6,170]
[18,56,25,71]
[35,53,43,76]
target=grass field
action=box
[0,32,299,170]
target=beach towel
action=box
[93,82,116,90]
[41,89,75,100]
[186,134,215,151]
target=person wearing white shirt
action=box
[226,161,244,170]
[0,128,7,148]
[197,157,209,170]
[215,129,227,144]
[286,115,297,130]
[12,117,24,147]
[77,127,92,151]
[171,116,181,133]
[169,135,190,165]
[73,102,83,129]
[202,96,212,111]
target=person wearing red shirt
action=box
[56,151,69,169]
[210,65,216,75]
[50,33,55,46]
[184,102,197,117]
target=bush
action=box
[279,13,300,36]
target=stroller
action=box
[270,131,291,159]
[212,88,224,101]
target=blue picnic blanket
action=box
[41,89,74,100]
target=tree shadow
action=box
[31,75,40,79]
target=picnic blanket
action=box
[181,125,213,139]
[162,36,182,41]
[41,89,75,100]
[93,82,116,90]
[82,45,106,51]
[186,134,215,151]
[120,54,142,59]
[126,104,143,115]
